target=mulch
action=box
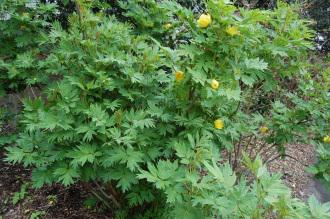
[266,143,316,200]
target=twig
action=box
[75,0,87,40]
[90,189,112,209]
[244,135,253,152]
[29,85,37,99]
[258,143,277,159]
[94,181,121,208]
[233,136,242,170]
[265,153,309,167]
[264,153,281,165]
[255,141,268,157]
[108,183,118,197]
[248,136,257,158]
[262,147,278,164]
[15,94,23,103]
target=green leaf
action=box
[126,148,144,171]
[102,147,143,171]
[53,166,79,186]
[203,161,236,190]
[308,195,330,219]
[245,58,268,70]
[225,88,241,100]
[5,146,25,164]
[32,168,54,188]
[110,168,139,192]
[165,184,184,203]
[138,160,180,189]
[67,144,102,167]
[189,68,207,85]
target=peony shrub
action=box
[4,0,330,218]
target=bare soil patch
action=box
[0,149,112,219]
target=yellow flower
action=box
[175,71,184,82]
[197,14,212,28]
[323,135,330,143]
[214,119,224,130]
[259,126,269,134]
[226,26,240,36]
[211,79,219,90]
[164,23,172,30]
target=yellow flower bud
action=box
[211,79,219,90]
[259,126,269,134]
[214,119,224,130]
[226,26,240,36]
[323,135,330,143]
[164,23,172,30]
[197,14,212,28]
[175,71,184,82]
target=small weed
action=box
[12,182,29,205]
[47,195,57,206]
[83,196,97,209]
[30,210,46,219]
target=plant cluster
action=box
[306,54,330,189]
[2,0,330,218]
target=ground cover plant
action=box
[1,0,330,218]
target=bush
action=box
[4,0,330,218]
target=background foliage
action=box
[0,0,56,94]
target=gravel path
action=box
[267,143,330,202]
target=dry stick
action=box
[228,150,232,166]
[255,141,268,155]
[254,131,275,159]
[233,136,242,170]
[265,153,309,167]
[108,183,118,197]
[94,181,121,208]
[259,144,279,162]
[262,147,278,163]
[241,135,253,160]
[258,143,277,158]
[90,189,112,209]
[232,143,237,170]
[15,94,23,103]
[29,85,37,99]
[248,136,257,158]
[244,135,253,152]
